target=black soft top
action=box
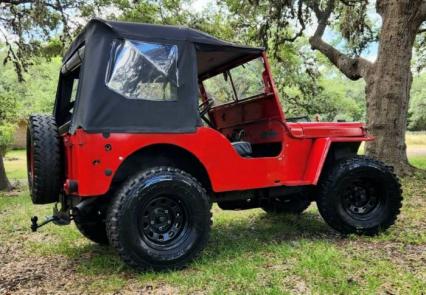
[64,19,264,78]
[56,19,264,134]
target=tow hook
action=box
[30,204,72,232]
[31,216,56,232]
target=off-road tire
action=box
[26,115,62,204]
[106,167,212,271]
[262,194,311,214]
[74,218,109,245]
[317,156,402,236]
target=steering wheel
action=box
[199,98,214,117]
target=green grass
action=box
[1,189,425,294]
[4,149,27,180]
[1,148,426,294]
[410,155,426,169]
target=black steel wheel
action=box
[317,156,402,235]
[140,196,188,246]
[262,194,311,215]
[106,167,211,271]
[341,179,382,219]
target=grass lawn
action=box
[1,148,425,294]
[410,156,426,169]
[3,149,27,180]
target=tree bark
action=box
[0,148,12,192]
[364,0,424,175]
[309,0,425,176]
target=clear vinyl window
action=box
[106,40,179,101]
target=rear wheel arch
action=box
[112,144,212,192]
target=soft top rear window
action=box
[106,39,179,101]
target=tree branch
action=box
[307,0,372,80]
[420,1,426,19]
[309,36,372,80]
[411,1,426,28]
[310,2,331,38]
[281,1,305,42]
[0,0,32,4]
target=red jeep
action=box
[27,19,402,271]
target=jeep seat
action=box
[232,141,252,157]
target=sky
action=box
[191,0,212,12]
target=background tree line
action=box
[0,0,425,190]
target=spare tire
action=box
[27,115,62,204]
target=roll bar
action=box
[61,46,85,75]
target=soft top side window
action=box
[106,39,179,101]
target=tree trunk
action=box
[0,149,12,192]
[364,1,422,175]
[309,0,425,176]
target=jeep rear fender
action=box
[112,143,212,191]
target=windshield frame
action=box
[201,56,267,107]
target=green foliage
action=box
[114,0,237,42]
[0,55,18,150]
[408,73,426,131]
[0,47,59,155]
[414,30,426,72]
[0,0,115,81]
[17,57,61,116]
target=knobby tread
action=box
[316,155,403,235]
[106,166,212,271]
[27,115,62,204]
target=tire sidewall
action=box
[318,158,401,235]
[26,115,62,204]
[26,125,34,193]
[113,170,210,268]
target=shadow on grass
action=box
[66,210,340,275]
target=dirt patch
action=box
[0,239,79,294]
[4,157,19,162]
[0,238,179,295]
[0,181,27,197]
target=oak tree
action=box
[227,0,426,175]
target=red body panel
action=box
[62,52,373,197]
[63,124,372,196]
